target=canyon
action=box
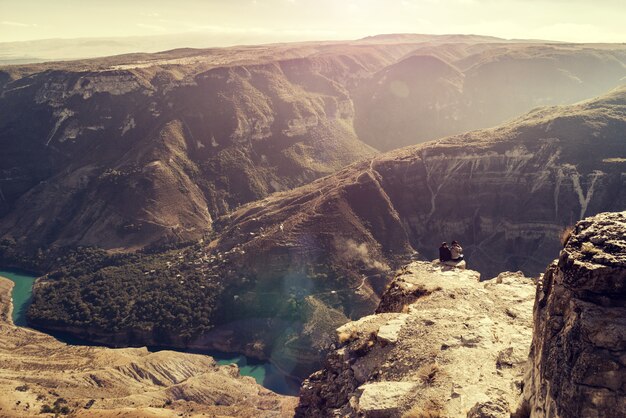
[23,86,626,381]
[2,211,623,417]
[0,35,624,416]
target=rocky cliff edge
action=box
[295,211,626,417]
[521,211,626,418]
[296,262,536,417]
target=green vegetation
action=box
[27,244,224,341]
[25,240,314,344]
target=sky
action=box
[1,0,625,45]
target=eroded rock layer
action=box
[522,211,626,418]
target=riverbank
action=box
[0,269,36,327]
[0,276,14,324]
[0,275,297,417]
[1,269,302,395]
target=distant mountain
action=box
[26,86,626,380]
[353,54,466,150]
[0,33,534,65]
[0,32,338,65]
[356,33,517,44]
[353,44,626,150]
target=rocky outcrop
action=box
[521,211,626,417]
[296,261,536,417]
[0,276,296,417]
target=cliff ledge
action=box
[296,262,536,417]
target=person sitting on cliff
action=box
[450,240,464,262]
[439,242,452,262]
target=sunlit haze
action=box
[1,0,625,44]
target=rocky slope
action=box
[210,85,626,280]
[26,86,626,380]
[0,276,296,417]
[295,261,536,417]
[1,37,625,254]
[0,45,385,252]
[521,211,626,418]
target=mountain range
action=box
[1,35,625,255]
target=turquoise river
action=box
[0,269,299,395]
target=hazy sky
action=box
[1,0,625,44]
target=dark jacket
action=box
[439,246,451,262]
